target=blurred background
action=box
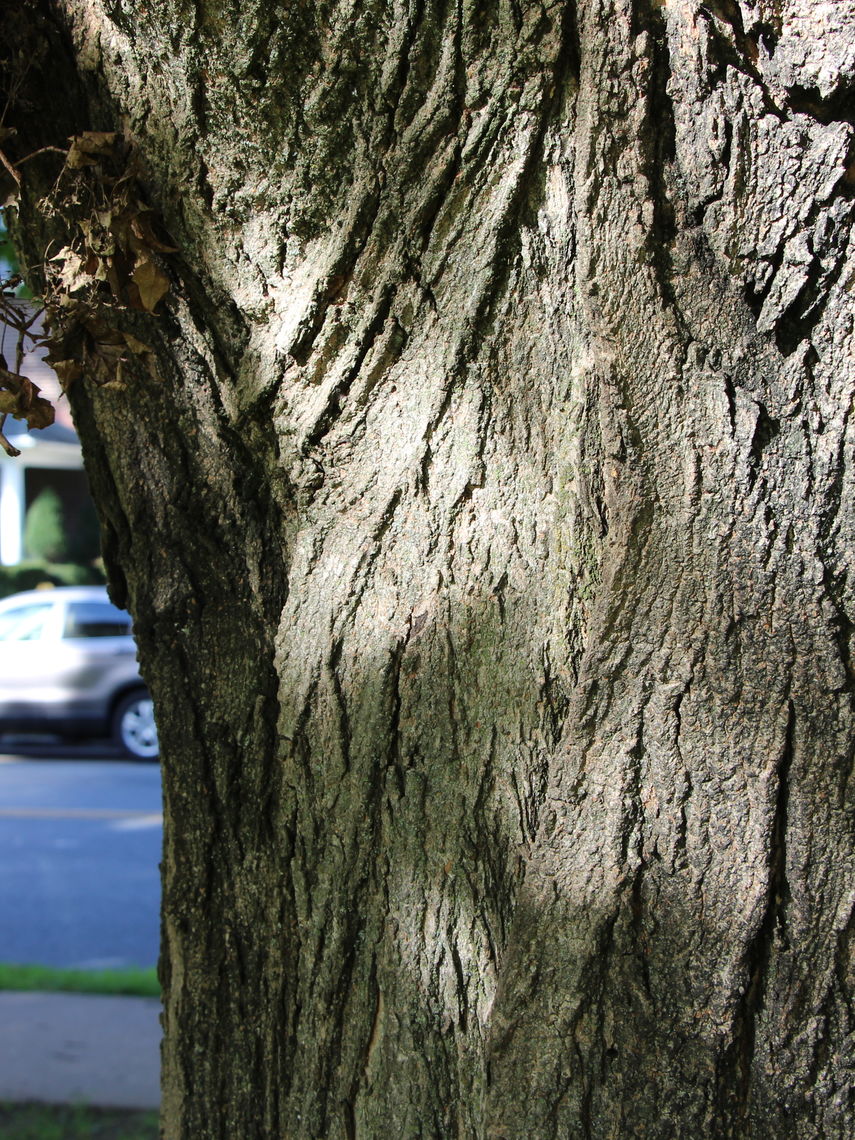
[0,214,161,1136]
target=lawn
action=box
[0,1103,158,1139]
[0,963,159,998]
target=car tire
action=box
[112,690,159,760]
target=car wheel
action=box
[112,691,159,760]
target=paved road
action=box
[0,745,161,969]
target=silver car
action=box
[0,585,158,759]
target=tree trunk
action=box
[6,0,854,1135]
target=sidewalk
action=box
[0,990,160,1109]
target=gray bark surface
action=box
[5,1,854,1136]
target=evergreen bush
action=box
[23,486,72,562]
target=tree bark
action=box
[6,0,854,1136]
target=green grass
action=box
[0,1102,158,1139]
[0,963,159,999]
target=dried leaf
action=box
[89,231,116,258]
[66,131,120,169]
[122,332,151,354]
[106,252,132,304]
[132,258,169,312]
[89,339,125,385]
[130,211,178,253]
[0,368,55,430]
[26,398,55,431]
[51,359,84,389]
[55,250,89,293]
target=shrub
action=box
[23,486,72,562]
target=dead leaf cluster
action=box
[0,362,53,455]
[44,295,156,389]
[38,131,177,392]
[0,9,175,449]
[43,131,175,315]
[0,129,177,452]
[0,287,54,456]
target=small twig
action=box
[0,147,21,185]
[0,298,28,330]
[23,304,44,331]
[14,145,66,168]
[0,275,22,299]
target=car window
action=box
[63,601,132,639]
[0,602,55,642]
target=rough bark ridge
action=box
[7,0,854,1136]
